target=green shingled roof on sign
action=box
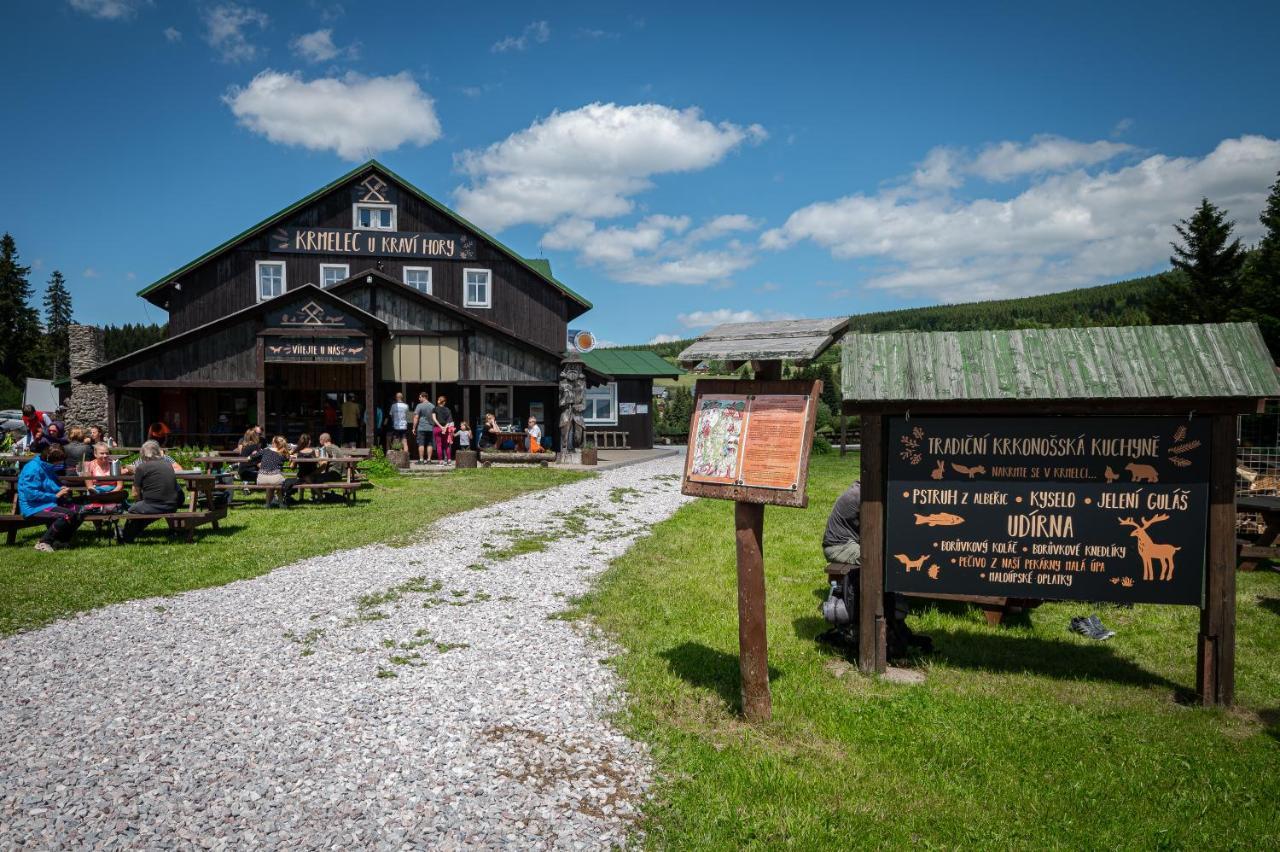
[841,323,1280,402]
[579,349,685,377]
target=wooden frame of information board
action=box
[680,377,822,722]
[681,379,822,509]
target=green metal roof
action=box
[580,349,684,377]
[841,322,1280,402]
[137,159,592,313]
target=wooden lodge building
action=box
[80,161,672,449]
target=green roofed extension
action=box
[841,322,1280,403]
[137,159,591,312]
[580,349,684,378]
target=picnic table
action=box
[1238,494,1280,571]
[195,455,370,503]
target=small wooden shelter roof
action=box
[678,317,850,367]
[841,322,1280,404]
[580,349,684,378]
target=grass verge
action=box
[575,453,1280,848]
[1,467,587,636]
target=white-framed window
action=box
[319,263,349,288]
[584,383,618,425]
[256,260,286,301]
[464,267,492,308]
[353,203,396,231]
[403,266,432,294]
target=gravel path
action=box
[0,453,691,850]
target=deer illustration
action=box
[931,460,945,480]
[893,554,929,573]
[1118,515,1180,581]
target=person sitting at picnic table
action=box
[251,435,293,508]
[87,425,115,448]
[524,416,542,453]
[84,442,124,511]
[293,433,318,496]
[412,391,435,463]
[116,440,183,543]
[63,426,91,470]
[147,421,171,446]
[18,444,84,552]
[432,395,453,463]
[21,404,52,445]
[234,428,260,485]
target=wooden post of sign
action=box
[839,412,847,457]
[858,413,887,674]
[734,359,783,721]
[1198,414,1237,705]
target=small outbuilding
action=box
[578,349,683,449]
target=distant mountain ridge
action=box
[630,270,1173,358]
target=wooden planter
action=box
[387,449,410,469]
[455,449,478,469]
[581,447,598,465]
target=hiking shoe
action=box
[1069,616,1092,637]
[33,542,55,553]
[1086,614,1116,640]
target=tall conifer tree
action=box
[1149,199,1246,325]
[0,233,42,384]
[1243,171,1280,357]
[43,270,73,380]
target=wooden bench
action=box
[586,430,630,449]
[216,481,370,503]
[478,451,554,467]
[0,514,47,545]
[824,562,1042,626]
[87,505,229,543]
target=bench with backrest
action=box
[585,430,630,449]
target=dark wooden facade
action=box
[82,162,591,446]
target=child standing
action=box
[457,421,472,453]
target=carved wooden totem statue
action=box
[558,358,586,457]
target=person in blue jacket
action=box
[18,444,84,552]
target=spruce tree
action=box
[0,233,42,385]
[1242,171,1280,357]
[43,270,73,381]
[1149,199,1246,325]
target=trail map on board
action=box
[686,393,811,490]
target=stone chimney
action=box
[65,324,108,430]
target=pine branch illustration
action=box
[1169,440,1201,454]
[1172,425,1187,443]
[1169,456,1192,467]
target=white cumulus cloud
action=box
[764,134,1280,302]
[204,3,269,63]
[648,333,684,344]
[68,0,149,20]
[163,26,181,42]
[224,70,442,160]
[291,28,358,63]
[544,213,759,286]
[677,308,797,329]
[969,135,1133,182]
[492,20,550,53]
[454,102,766,231]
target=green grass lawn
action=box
[1,467,587,636]
[576,452,1280,849]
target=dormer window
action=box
[354,203,396,231]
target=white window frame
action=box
[255,260,287,302]
[464,267,492,308]
[319,263,349,288]
[403,265,433,295]
[352,202,397,231]
[583,382,618,425]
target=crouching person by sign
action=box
[820,478,931,658]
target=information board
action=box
[681,379,821,508]
[885,416,1210,606]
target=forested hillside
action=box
[103,323,166,361]
[631,271,1173,357]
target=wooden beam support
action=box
[365,335,376,448]
[735,500,771,721]
[858,413,887,673]
[1198,414,1237,705]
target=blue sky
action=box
[4,1,1279,345]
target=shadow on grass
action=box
[1257,597,1280,618]
[1258,707,1280,743]
[659,642,782,713]
[925,626,1181,692]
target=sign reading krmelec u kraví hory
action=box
[270,227,478,260]
[885,416,1210,606]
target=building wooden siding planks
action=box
[842,323,1280,403]
[115,322,256,383]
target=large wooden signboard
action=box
[264,336,368,363]
[885,416,1210,606]
[681,379,821,508]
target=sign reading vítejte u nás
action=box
[885,416,1210,606]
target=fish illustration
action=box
[914,512,964,527]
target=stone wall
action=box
[65,324,108,431]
